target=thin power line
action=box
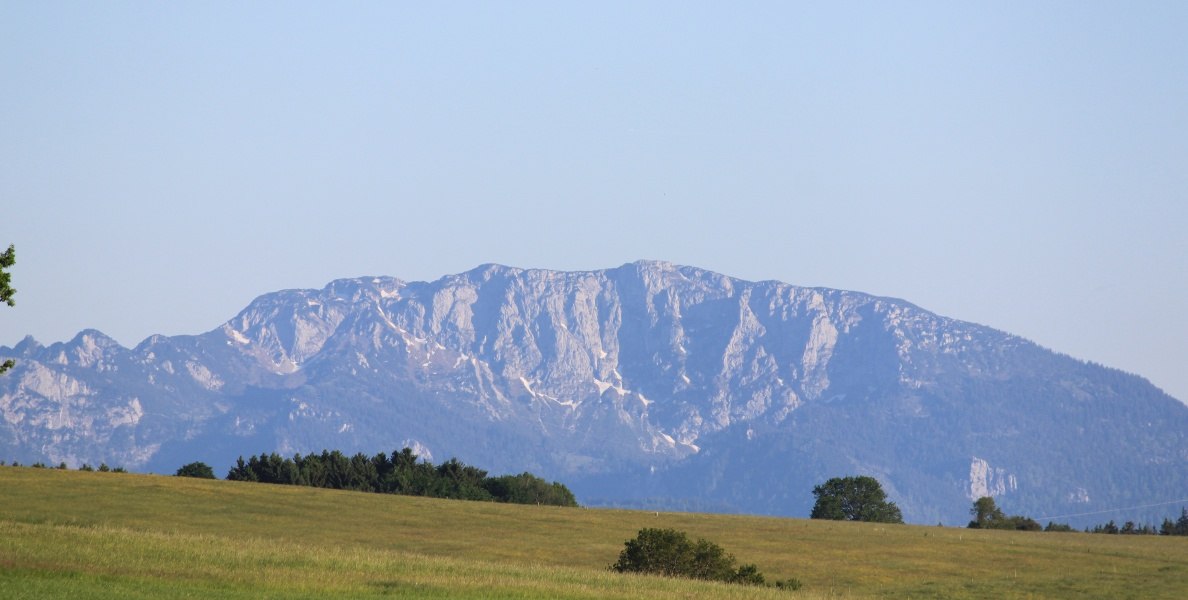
[1035,498,1188,522]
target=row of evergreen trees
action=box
[0,460,125,472]
[221,448,578,507]
[967,496,1188,536]
[1085,510,1188,536]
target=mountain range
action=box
[2,261,1185,526]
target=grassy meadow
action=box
[1,467,1185,599]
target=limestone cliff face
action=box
[968,457,1018,500]
[2,261,1186,526]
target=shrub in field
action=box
[610,528,767,586]
[774,577,803,590]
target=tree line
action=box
[966,495,1188,536]
[184,447,578,507]
[1083,509,1188,536]
[806,475,1188,537]
[8,455,1185,534]
[1,460,126,472]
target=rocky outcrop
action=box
[968,457,1018,500]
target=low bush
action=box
[774,577,803,590]
[610,528,775,587]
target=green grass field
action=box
[1,468,1185,598]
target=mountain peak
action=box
[456,263,523,283]
[68,329,120,348]
[13,335,42,354]
[626,258,678,270]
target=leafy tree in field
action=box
[967,496,1042,531]
[176,461,216,479]
[1,244,15,375]
[968,496,1006,528]
[810,475,904,523]
[609,528,765,585]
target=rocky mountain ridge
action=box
[2,261,1185,526]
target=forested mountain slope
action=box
[3,261,1185,525]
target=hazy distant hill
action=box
[2,261,1185,526]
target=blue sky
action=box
[3,2,1186,402]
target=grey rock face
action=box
[2,261,1185,526]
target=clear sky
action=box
[2,2,1186,402]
